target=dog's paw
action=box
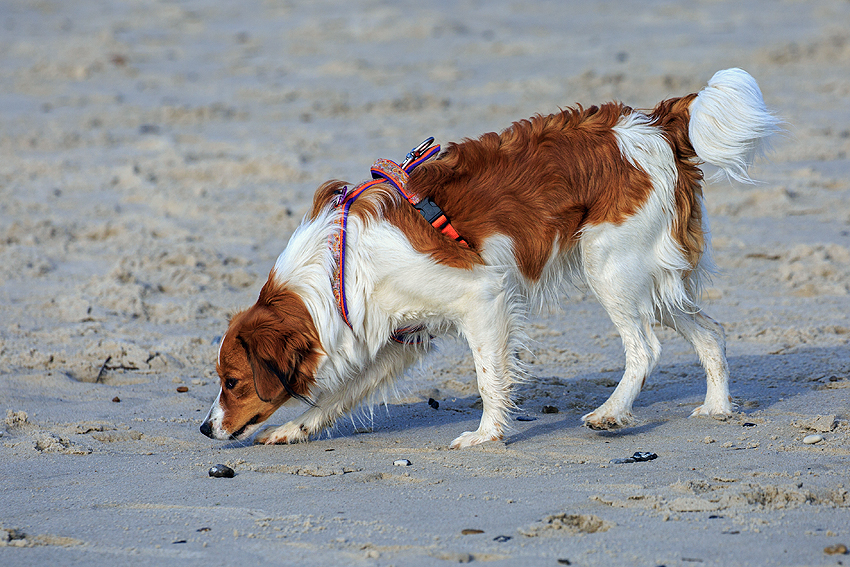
[689,400,735,419]
[690,394,736,419]
[254,424,307,445]
[449,430,503,450]
[582,409,634,431]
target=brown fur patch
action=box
[310,180,349,219]
[404,103,657,281]
[646,94,705,269]
[315,98,707,280]
[216,280,322,436]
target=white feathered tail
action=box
[689,68,781,183]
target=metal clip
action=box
[400,137,435,169]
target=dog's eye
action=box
[224,378,237,390]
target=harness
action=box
[329,138,467,342]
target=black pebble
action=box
[611,451,658,464]
[516,415,537,421]
[428,398,439,410]
[493,535,512,543]
[631,451,658,462]
[209,464,235,478]
[541,405,559,414]
[742,422,756,427]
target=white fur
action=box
[248,68,775,446]
[202,389,229,438]
[689,68,781,183]
[256,198,526,448]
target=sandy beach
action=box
[2,0,849,565]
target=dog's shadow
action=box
[231,346,848,448]
[504,419,665,446]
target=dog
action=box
[200,68,779,449]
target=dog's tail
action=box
[687,68,781,183]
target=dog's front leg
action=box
[451,287,518,449]
[255,340,426,444]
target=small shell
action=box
[393,459,412,467]
[209,464,235,478]
[803,434,823,445]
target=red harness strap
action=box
[330,138,467,342]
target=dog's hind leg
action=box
[255,340,426,444]
[581,307,661,430]
[661,309,733,418]
[579,236,662,430]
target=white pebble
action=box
[802,434,823,444]
[393,459,412,467]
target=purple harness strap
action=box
[330,139,444,342]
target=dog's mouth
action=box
[230,414,261,440]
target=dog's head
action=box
[200,283,322,441]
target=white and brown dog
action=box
[200,68,778,449]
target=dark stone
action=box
[209,464,235,478]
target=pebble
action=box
[742,422,756,427]
[493,535,512,542]
[176,386,189,393]
[112,396,121,403]
[209,464,235,478]
[393,459,412,467]
[611,451,658,464]
[516,415,537,422]
[428,398,439,410]
[461,529,484,535]
[541,405,559,414]
[803,434,823,444]
[824,543,848,555]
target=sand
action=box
[1,0,849,565]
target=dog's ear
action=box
[236,306,315,404]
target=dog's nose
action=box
[199,419,214,438]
